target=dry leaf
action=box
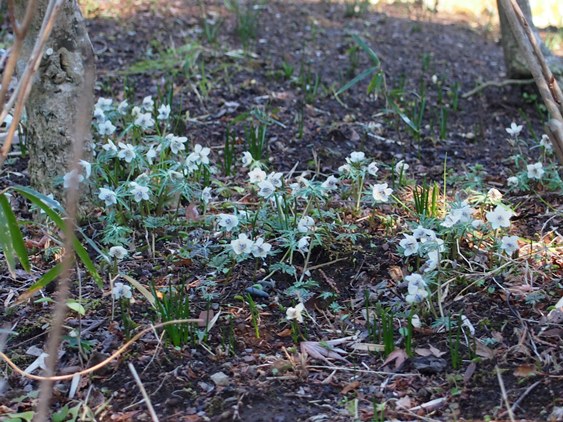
[381,349,408,370]
[409,397,447,412]
[185,203,200,221]
[341,380,360,394]
[352,343,385,352]
[475,341,494,359]
[396,396,412,409]
[464,362,477,383]
[388,266,404,282]
[277,328,293,337]
[513,364,537,377]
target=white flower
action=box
[134,112,155,131]
[251,237,272,258]
[258,180,275,198]
[248,168,267,184]
[241,151,253,167]
[405,273,427,289]
[146,145,158,165]
[321,175,338,191]
[79,160,91,180]
[297,236,310,253]
[187,144,211,165]
[441,212,461,228]
[413,227,437,243]
[348,151,365,163]
[411,314,422,328]
[424,250,440,272]
[507,176,519,187]
[286,303,305,323]
[405,274,428,304]
[96,97,113,111]
[506,122,523,137]
[399,234,419,257]
[431,74,438,84]
[367,162,379,176]
[500,235,519,255]
[395,160,409,175]
[131,106,141,116]
[142,95,154,111]
[201,187,212,204]
[267,172,283,188]
[93,106,105,122]
[130,182,150,202]
[63,170,84,189]
[117,142,136,163]
[117,100,129,115]
[231,233,254,255]
[109,246,128,261]
[338,164,351,174]
[487,188,503,201]
[486,205,513,230]
[102,139,118,153]
[297,216,315,233]
[471,219,484,229]
[167,134,187,155]
[157,104,171,120]
[540,134,553,153]
[112,282,132,300]
[97,120,116,136]
[372,183,392,202]
[527,162,544,180]
[98,187,117,206]
[217,214,239,231]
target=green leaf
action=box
[352,34,381,66]
[0,204,17,276]
[16,263,63,304]
[66,300,86,316]
[336,66,377,95]
[391,102,420,134]
[5,411,35,422]
[11,186,103,289]
[0,193,30,271]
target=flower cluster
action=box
[231,234,272,258]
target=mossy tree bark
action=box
[14,0,95,196]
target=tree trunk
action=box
[497,0,562,80]
[14,0,95,196]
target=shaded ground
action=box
[1,1,562,421]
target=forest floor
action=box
[1,0,562,421]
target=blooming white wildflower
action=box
[267,172,284,188]
[506,122,523,137]
[297,216,315,233]
[441,212,461,228]
[167,134,187,155]
[372,183,392,202]
[146,145,158,165]
[471,219,484,229]
[297,236,310,253]
[102,139,118,153]
[117,142,136,163]
[411,314,422,328]
[405,273,428,304]
[500,235,519,256]
[348,151,365,163]
[201,187,212,204]
[251,237,272,258]
[258,180,275,198]
[539,134,553,153]
[109,246,128,261]
[286,303,305,323]
[63,170,84,189]
[321,175,338,191]
[487,188,503,201]
[399,234,419,257]
[338,163,351,174]
[134,112,155,131]
[395,160,409,175]
[486,205,513,229]
[248,168,267,184]
[112,282,132,300]
[131,106,142,116]
[157,104,171,120]
[142,95,154,111]
[98,187,117,206]
[96,97,113,111]
[527,162,544,180]
[507,176,519,187]
[431,74,438,84]
[412,226,437,243]
[217,214,239,231]
[117,99,129,115]
[443,202,475,227]
[367,162,379,176]
[93,106,106,122]
[424,250,440,272]
[130,182,150,202]
[187,144,211,165]
[241,151,253,167]
[79,160,91,180]
[97,120,116,136]
[231,233,254,255]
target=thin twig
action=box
[495,366,516,422]
[128,363,160,422]
[462,78,534,98]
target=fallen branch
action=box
[462,78,534,98]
